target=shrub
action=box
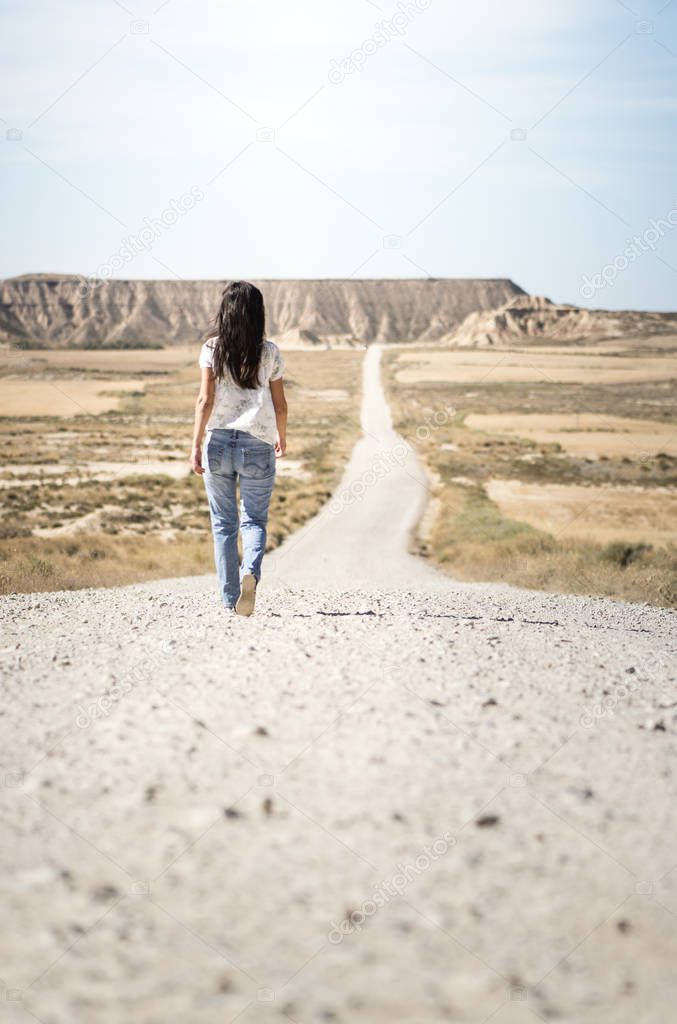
[599,541,652,568]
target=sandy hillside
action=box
[0,275,524,348]
[443,294,677,347]
[0,348,675,1023]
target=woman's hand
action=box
[191,369,215,475]
[270,379,287,459]
[190,444,204,475]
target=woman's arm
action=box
[190,367,215,474]
[270,378,287,457]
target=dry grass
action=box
[0,347,363,594]
[421,481,676,608]
[0,534,210,594]
[384,346,677,608]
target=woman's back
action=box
[199,337,284,445]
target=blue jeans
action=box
[203,429,276,608]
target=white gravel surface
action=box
[1,348,675,1024]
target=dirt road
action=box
[1,347,675,1023]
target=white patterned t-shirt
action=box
[199,338,285,445]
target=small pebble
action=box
[476,814,500,828]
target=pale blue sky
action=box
[1,0,677,309]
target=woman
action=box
[190,281,287,616]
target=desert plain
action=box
[1,322,676,605]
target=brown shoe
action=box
[236,574,257,616]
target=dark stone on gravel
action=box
[91,884,120,902]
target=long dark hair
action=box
[209,281,265,389]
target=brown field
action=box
[384,344,677,607]
[485,479,677,545]
[0,378,148,416]
[395,348,677,385]
[464,412,677,458]
[513,336,677,354]
[0,345,195,373]
[0,347,363,594]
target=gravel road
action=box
[1,347,675,1024]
